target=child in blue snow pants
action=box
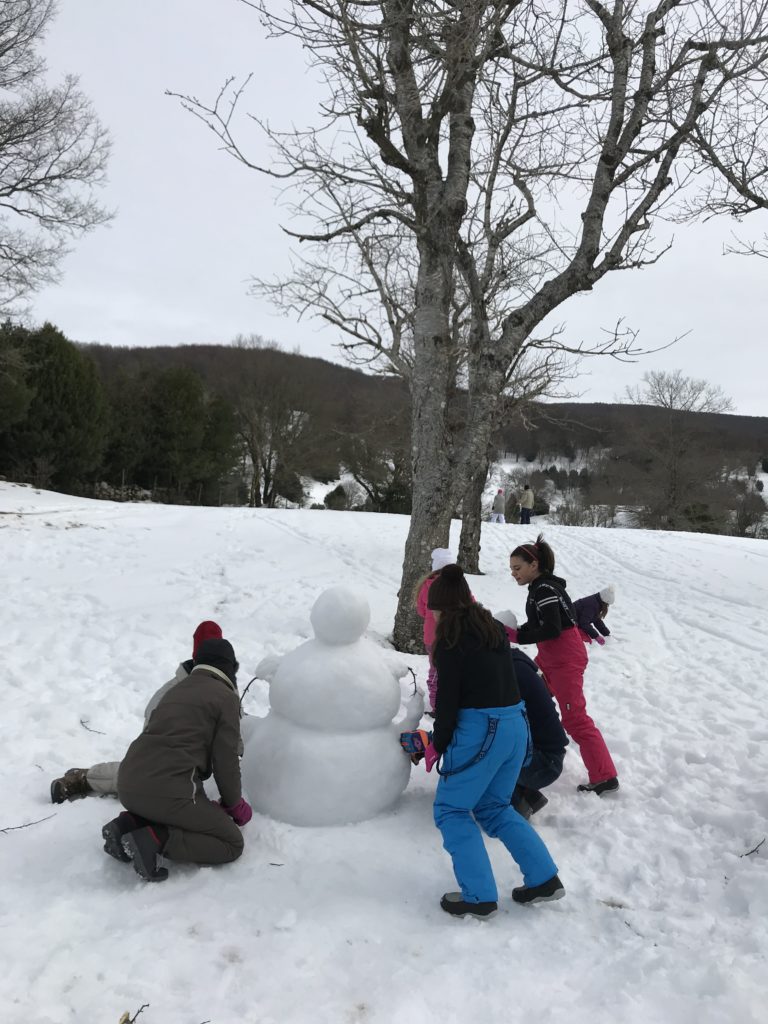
[433,704,558,904]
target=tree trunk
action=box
[457,450,492,574]
[392,250,456,652]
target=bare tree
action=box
[0,0,111,314]
[173,0,768,648]
[623,369,736,528]
[625,369,734,415]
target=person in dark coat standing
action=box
[102,638,251,881]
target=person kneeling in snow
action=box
[423,566,564,918]
[102,638,251,882]
[573,586,615,646]
[50,621,223,803]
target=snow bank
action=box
[1,481,766,1023]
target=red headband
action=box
[521,544,539,561]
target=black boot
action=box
[577,777,619,796]
[440,892,497,919]
[101,811,148,863]
[512,874,565,905]
[50,768,92,804]
[123,824,170,882]
[512,786,548,818]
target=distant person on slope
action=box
[490,489,506,524]
[103,638,251,882]
[573,586,615,646]
[50,620,223,803]
[507,536,618,796]
[519,484,534,525]
[422,565,564,918]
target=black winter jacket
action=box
[516,574,578,646]
[432,620,521,753]
[511,649,568,754]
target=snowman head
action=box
[310,586,370,645]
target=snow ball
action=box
[310,586,370,645]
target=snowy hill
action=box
[1,481,766,1024]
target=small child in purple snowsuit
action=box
[573,585,615,646]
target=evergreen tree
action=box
[138,367,207,497]
[0,323,107,488]
[0,321,33,433]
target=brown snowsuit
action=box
[118,665,244,865]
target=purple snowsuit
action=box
[573,593,611,641]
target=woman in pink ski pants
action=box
[507,535,618,795]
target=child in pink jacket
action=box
[415,548,456,710]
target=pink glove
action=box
[504,626,518,643]
[221,797,252,826]
[579,629,593,645]
[424,743,440,773]
[595,634,606,646]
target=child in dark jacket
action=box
[511,646,568,817]
[507,536,618,796]
[573,586,615,646]
[423,565,564,918]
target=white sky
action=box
[30,0,768,416]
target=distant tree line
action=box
[498,372,767,538]
[1,327,765,537]
[0,324,412,511]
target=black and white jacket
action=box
[516,574,578,645]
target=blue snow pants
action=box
[433,704,558,903]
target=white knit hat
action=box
[431,547,456,571]
[599,585,616,605]
[495,609,518,629]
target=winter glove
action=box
[221,797,253,826]
[424,743,440,773]
[579,629,593,645]
[399,729,433,756]
[504,626,518,643]
[595,633,606,646]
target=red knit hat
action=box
[192,620,223,659]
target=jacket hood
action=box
[532,573,567,589]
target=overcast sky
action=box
[31,0,768,415]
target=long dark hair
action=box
[427,564,502,649]
[510,533,555,574]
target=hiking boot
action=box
[122,825,170,882]
[577,777,619,796]
[512,874,565,905]
[512,787,548,818]
[440,892,497,919]
[50,768,92,804]
[101,812,145,863]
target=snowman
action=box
[242,586,424,826]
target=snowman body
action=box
[242,587,423,826]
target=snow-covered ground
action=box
[1,480,766,1024]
